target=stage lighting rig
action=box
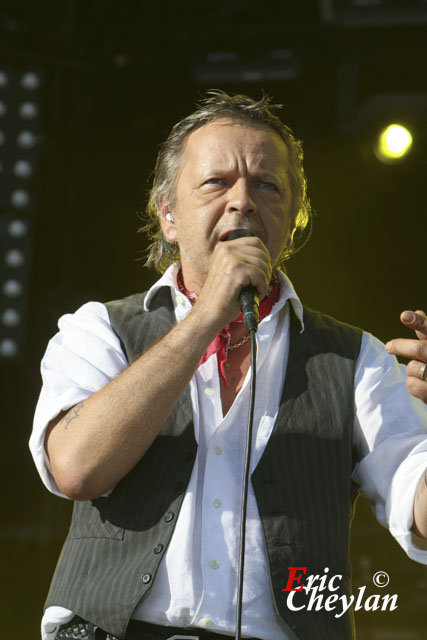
[0,65,45,361]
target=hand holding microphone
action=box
[191,228,270,336]
[225,229,260,333]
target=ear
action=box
[159,198,177,244]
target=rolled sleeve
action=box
[29,301,127,497]
[352,331,427,563]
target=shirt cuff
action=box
[388,450,427,564]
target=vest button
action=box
[154,543,164,554]
[141,573,152,584]
[174,481,184,492]
[164,511,174,523]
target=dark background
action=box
[1,1,427,638]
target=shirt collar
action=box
[144,262,182,310]
[276,270,305,332]
[144,262,305,332]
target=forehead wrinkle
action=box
[185,122,289,179]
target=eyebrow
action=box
[203,168,281,182]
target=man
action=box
[30,91,427,640]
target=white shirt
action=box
[30,265,427,640]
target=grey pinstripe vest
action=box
[45,287,362,640]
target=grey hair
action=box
[140,90,311,273]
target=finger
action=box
[221,242,273,292]
[221,237,271,263]
[400,310,427,341]
[209,242,272,304]
[406,359,427,380]
[405,376,427,404]
[385,337,427,361]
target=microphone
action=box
[226,229,260,333]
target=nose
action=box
[225,178,256,216]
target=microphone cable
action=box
[222,228,259,639]
[235,327,257,640]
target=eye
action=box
[258,181,278,192]
[204,177,224,185]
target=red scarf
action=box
[177,270,279,385]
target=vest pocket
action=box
[70,521,124,540]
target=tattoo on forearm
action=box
[60,402,85,430]
[415,468,427,503]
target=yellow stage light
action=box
[375,124,413,163]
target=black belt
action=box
[128,620,260,639]
[56,616,261,640]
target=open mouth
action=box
[219,230,234,242]
[219,228,251,242]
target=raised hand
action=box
[386,310,427,404]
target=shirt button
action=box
[204,387,214,397]
[210,560,220,570]
[200,618,213,629]
[212,499,222,508]
[214,446,222,455]
[141,573,152,584]
[176,295,185,305]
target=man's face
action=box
[161,120,295,291]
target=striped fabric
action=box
[45,287,362,640]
